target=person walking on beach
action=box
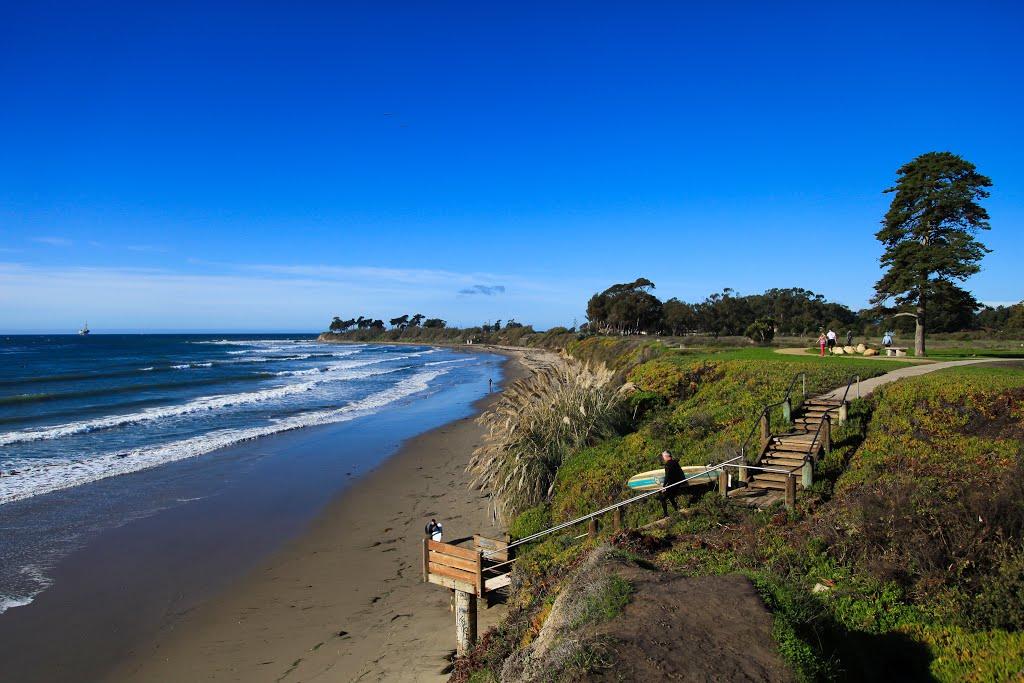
[817,332,827,357]
[488,378,493,393]
[660,451,684,517]
[826,329,837,353]
[425,519,443,542]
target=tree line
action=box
[585,277,1023,341]
[585,279,858,339]
[327,314,528,334]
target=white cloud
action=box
[0,262,586,331]
[32,236,74,247]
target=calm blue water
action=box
[0,334,501,614]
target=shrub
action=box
[745,318,776,344]
[467,360,630,522]
[509,504,553,541]
[627,358,718,402]
[970,543,1024,631]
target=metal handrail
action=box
[785,371,808,404]
[737,371,808,462]
[483,454,808,561]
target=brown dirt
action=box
[588,567,793,682]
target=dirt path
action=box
[773,346,936,363]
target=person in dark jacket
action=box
[660,450,684,517]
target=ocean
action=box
[0,334,502,616]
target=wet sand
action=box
[102,349,539,682]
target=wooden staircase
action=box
[746,396,844,492]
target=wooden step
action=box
[765,447,811,457]
[772,435,819,445]
[770,444,815,454]
[748,479,796,491]
[752,472,797,483]
[484,573,512,592]
[761,456,804,468]
[803,398,843,407]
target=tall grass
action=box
[468,360,629,522]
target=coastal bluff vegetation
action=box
[319,325,1024,681]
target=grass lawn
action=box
[687,345,915,370]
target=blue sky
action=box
[1,1,1021,332]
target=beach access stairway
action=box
[745,396,845,495]
[424,371,860,654]
[728,372,858,507]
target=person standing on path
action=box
[817,332,827,357]
[846,330,854,346]
[660,451,684,517]
[826,329,837,353]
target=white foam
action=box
[0,364,403,447]
[274,367,326,377]
[425,358,472,366]
[0,595,34,615]
[0,367,450,505]
[0,565,53,615]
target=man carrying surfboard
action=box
[660,450,684,517]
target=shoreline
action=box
[102,348,539,682]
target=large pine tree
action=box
[873,152,992,356]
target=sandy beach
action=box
[100,348,546,682]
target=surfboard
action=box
[627,465,718,491]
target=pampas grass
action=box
[468,359,629,523]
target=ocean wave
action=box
[0,595,34,615]
[0,373,277,409]
[425,358,473,366]
[0,365,405,447]
[190,338,315,345]
[0,367,450,505]
[0,565,52,615]
[171,362,213,369]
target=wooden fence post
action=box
[718,469,728,498]
[785,474,796,510]
[455,590,477,656]
[475,551,484,598]
[587,517,598,538]
[759,412,770,447]
[612,507,622,532]
[422,538,429,582]
[823,415,831,458]
[838,402,848,424]
[802,458,813,488]
[782,398,792,425]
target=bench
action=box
[884,347,908,357]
